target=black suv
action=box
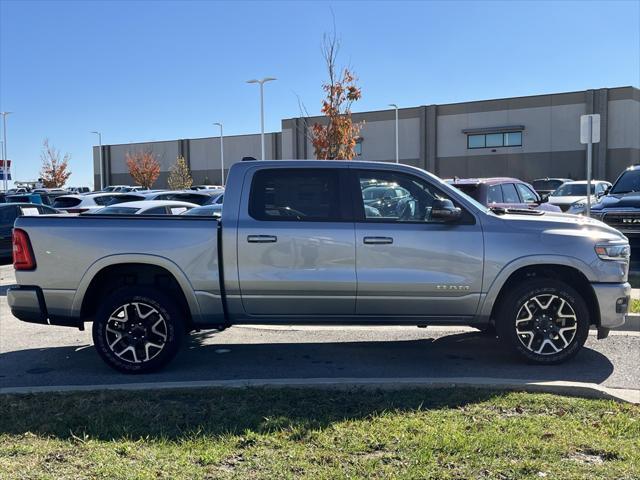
[591,165,640,252]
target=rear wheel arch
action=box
[79,261,195,329]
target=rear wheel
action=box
[497,279,589,364]
[92,287,184,373]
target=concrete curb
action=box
[1,377,638,404]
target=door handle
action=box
[363,236,393,245]
[247,235,277,243]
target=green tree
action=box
[167,156,193,190]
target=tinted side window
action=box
[249,169,343,222]
[487,185,503,204]
[516,184,538,203]
[355,170,472,224]
[53,197,81,208]
[501,184,520,203]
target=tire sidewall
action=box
[92,287,184,373]
[497,279,590,364]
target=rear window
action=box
[96,207,139,215]
[95,194,143,206]
[52,197,82,208]
[249,169,343,221]
[7,195,32,203]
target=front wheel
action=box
[496,279,590,364]
[92,287,185,373]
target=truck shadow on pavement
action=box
[0,331,615,389]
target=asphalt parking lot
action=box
[1,265,638,397]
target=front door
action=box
[353,169,484,318]
[237,167,356,316]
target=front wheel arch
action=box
[490,264,599,328]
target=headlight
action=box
[572,202,585,209]
[594,243,630,261]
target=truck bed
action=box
[12,215,224,326]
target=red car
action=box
[448,177,562,212]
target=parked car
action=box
[591,165,640,253]
[547,180,611,212]
[449,178,562,212]
[8,160,631,373]
[142,190,220,206]
[530,178,573,199]
[92,200,198,215]
[181,204,222,217]
[51,192,146,213]
[0,203,60,258]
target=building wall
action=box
[95,87,639,188]
[94,133,280,189]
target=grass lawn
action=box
[630,298,640,314]
[0,388,638,479]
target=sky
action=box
[0,0,639,187]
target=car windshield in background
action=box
[94,207,140,215]
[182,205,221,216]
[552,184,595,196]
[610,171,640,194]
[532,180,565,191]
[452,184,479,196]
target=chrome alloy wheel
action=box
[105,302,168,364]
[514,294,578,355]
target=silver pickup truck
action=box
[8,160,631,373]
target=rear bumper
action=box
[7,286,82,328]
[591,282,630,336]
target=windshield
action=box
[552,184,595,196]
[94,206,140,215]
[611,170,640,194]
[531,179,565,191]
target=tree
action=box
[126,151,160,189]
[167,155,193,190]
[311,31,363,160]
[39,139,72,188]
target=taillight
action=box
[13,228,36,271]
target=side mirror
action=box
[539,193,549,202]
[431,198,462,222]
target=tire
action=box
[496,278,589,364]
[92,286,185,374]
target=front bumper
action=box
[7,286,81,328]
[591,282,630,336]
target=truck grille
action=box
[602,212,640,230]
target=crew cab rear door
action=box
[237,166,356,316]
[351,168,484,318]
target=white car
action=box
[51,192,145,213]
[93,200,198,215]
[546,180,611,212]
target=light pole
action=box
[1,112,12,192]
[246,77,276,160]
[214,122,225,186]
[91,131,103,190]
[389,104,399,163]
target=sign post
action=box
[580,114,601,217]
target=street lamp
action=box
[389,104,399,163]
[246,77,276,160]
[91,131,103,190]
[213,122,225,186]
[1,112,13,192]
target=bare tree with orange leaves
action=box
[39,139,72,188]
[126,151,160,189]
[311,31,363,160]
